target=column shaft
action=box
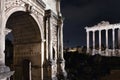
[59,21,63,59]
[112,29,115,55]
[106,30,108,49]
[92,31,95,55]
[86,31,89,53]
[106,29,109,56]
[99,30,101,54]
[48,17,53,60]
[57,27,60,59]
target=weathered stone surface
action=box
[0,65,14,79]
[0,0,66,80]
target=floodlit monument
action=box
[0,0,67,80]
[85,21,120,56]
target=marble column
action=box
[57,27,60,59]
[112,29,115,55]
[59,20,64,60]
[106,29,109,56]
[86,31,89,53]
[99,30,101,54]
[92,31,95,55]
[48,16,53,61]
[58,17,67,79]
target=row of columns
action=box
[86,28,119,55]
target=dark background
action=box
[61,0,120,47]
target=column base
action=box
[86,49,89,54]
[112,49,115,56]
[43,59,58,80]
[99,49,101,54]
[105,49,109,56]
[92,49,95,55]
[0,65,14,80]
[57,58,67,80]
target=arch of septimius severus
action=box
[85,21,120,56]
[0,0,67,80]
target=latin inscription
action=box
[14,43,41,57]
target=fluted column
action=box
[106,29,109,56]
[86,31,89,53]
[58,17,67,79]
[48,16,53,61]
[99,30,101,54]
[59,18,64,60]
[92,31,95,55]
[112,29,115,55]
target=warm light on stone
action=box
[85,21,120,56]
[0,0,67,80]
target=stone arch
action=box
[4,6,44,40]
[5,10,44,80]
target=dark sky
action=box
[61,0,120,47]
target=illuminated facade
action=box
[85,21,120,56]
[0,0,66,80]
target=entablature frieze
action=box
[85,21,120,32]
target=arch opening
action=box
[5,11,42,80]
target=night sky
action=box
[61,0,120,47]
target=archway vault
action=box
[5,11,44,80]
[6,11,41,44]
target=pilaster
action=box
[43,10,57,80]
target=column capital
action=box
[105,29,109,31]
[58,16,64,26]
[86,30,90,32]
[112,28,115,30]
[99,30,102,32]
[92,30,95,33]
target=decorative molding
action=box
[85,21,120,31]
[36,0,46,8]
[52,24,57,47]
[5,0,25,11]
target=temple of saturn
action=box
[85,21,120,56]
